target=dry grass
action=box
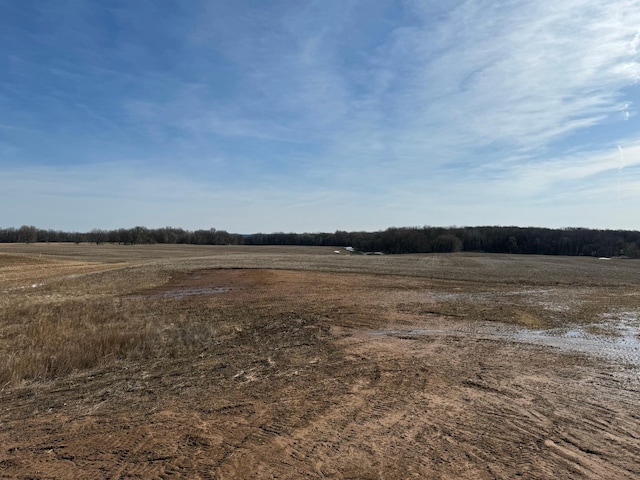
[0,251,212,385]
[1,244,639,387]
[1,299,152,384]
[1,245,640,478]
[0,291,231,385]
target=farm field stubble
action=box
[0,244,639,479]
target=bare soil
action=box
[1,245,639,479]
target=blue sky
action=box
[1,0,639,233]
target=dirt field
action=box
[1,244,639,479]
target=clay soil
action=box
[1,244,639,479]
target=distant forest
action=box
[1,225,639,258]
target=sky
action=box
[1,0,639,233]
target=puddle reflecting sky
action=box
[371,311,640,368]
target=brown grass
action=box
[1,245,640,478]
[1,244,639,387]
[1,299,152,384]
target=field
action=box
[1,243,639,479]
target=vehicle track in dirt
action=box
[1,246,639,478]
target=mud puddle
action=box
[372,311,640,368]
[430,287,588,312]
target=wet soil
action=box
[1,249,639,479]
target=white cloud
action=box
[3,1,640,231]
[118,0,640,172]
[392,1,638,147]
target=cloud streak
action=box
[1,0,639,231]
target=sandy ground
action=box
[0,245,639,479]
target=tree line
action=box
[0,226,242,246]
[1,225,639,258]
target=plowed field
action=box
[1,244,639,479]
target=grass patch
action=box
[0,299,159,384]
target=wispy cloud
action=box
[336,0,640,158]
[1,1,639,231]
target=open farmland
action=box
[1,244,639,479]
